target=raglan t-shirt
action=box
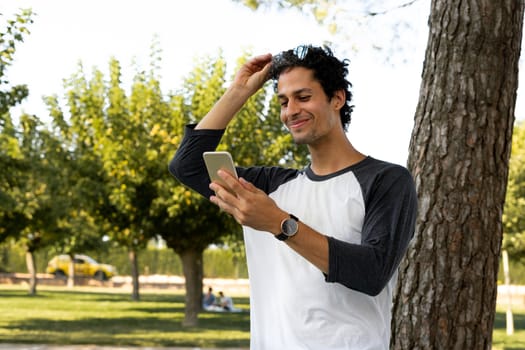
[169,125,417,350]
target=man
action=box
[169,45,417,349]
[202,286,215,309]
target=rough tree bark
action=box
[392,1,524,349]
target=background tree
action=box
[0,8,33,246]
[502,120,525,260]
[13,113,75,294]
[0,9,71,294]
[0,104,78,295]
[44,63,117,289]
[152,55,237,326]
[45,58,168,300]
[0,9,91,292]
[237,0,524,347]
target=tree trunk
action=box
[180,248,204,327]
[392,1,524,349]
[0,245,8,272]
[25,250,37,295]
[129,249,140,301]
[67,255,75,288]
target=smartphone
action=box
[203,151,238,191]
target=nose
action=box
[285,99,301,119]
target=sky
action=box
[2,0,524,166]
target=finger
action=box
[260,59,273,79]
[210,194,236,215]
[239,177,258,192]
[250,53,272,69]
[209,181,238,203]
[217,170,245,193]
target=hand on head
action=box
[231,53,273,96]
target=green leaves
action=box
[0,8,33,79]
[503,120,525,259]
[0,10,34,229]
[1,10,309,284]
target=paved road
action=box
[0,345,246,350]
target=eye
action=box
[298,95,311,102]
[279,100,288,107]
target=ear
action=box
[332,89,346,110]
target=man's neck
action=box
[308,136,366,176]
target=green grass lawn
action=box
[493,306,525,350]
[1,285,524,349]
[0,285,250,348]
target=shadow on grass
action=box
[494,310,525,330]
[492,309,525,350]
[0,288,131,301]
[1,288,186,303]
[0,288,250,348]
[2,315,250,347]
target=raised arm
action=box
[169,53,273,197]
[196,53,273,130]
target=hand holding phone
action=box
[203,151,238,192]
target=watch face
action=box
[282,218,298,236]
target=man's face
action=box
[277,67,344,146]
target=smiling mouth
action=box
[289,119,309,129]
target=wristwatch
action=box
[275,214,299,241]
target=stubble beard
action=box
[291,129,319,146]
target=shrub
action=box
[0,241,248,278]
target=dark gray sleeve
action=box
[168,124,224,198]
[169,124,300,197]
[325,163,417,296]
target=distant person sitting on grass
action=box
[217,291,234,311]
[202,287,216,308]
[204,291,242,312]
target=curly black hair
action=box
[269,45,354,131]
